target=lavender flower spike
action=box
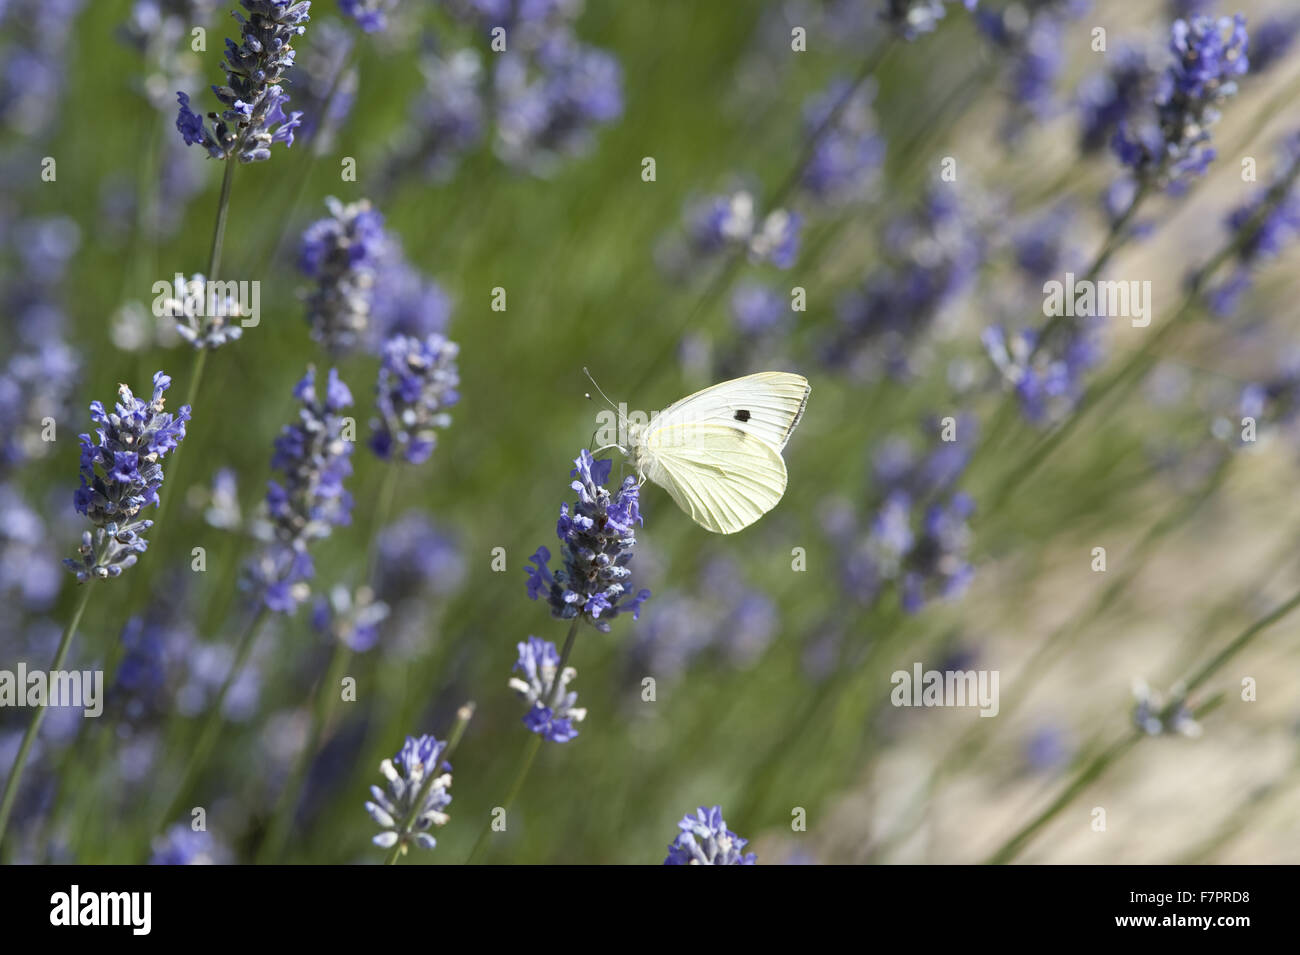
[1113,15,1249,188]
[243,366,353,613]
[299,197,390,356]
[64,371,190,582]
[175,1,310,163]
[526,449,650,632]
[664,805,757,865]
[369,333,460,464]
[366,735,452,852]
[509,636,586,742]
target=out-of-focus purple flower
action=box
[340,0,393,32]
[0,0,86,138]
[1248,13,1300,75]
[63,372,190,582]
[683,190,803,269]
[366,734,452,852]
[1024,725,1071,772]
[369,257,453,346]
[155,273,245,349]
[311,584,389,652]
[664,805,756,865]
[243,367,353,614]
[509,635,585,742]
[1207,131,1300,316]
[376,513,465,604]
[828,186,984,375]
[800,79,884,202]
[978,3,1086,141]
[629,556,778,689]
[369,334,460,464]
[984,315,1106,425]
[0,483,61,612]
[828,417,977,611]
[526,449,650,632]
[382,49,485,187]
[291,17,356,148]
[1078,45,1157,155]
[1113,15,1249,189]
[881,0,977,41]
[299,196,390,356]
[150,823,228,864]
[174,0,309,162]
[731,282,790,337]
[494,30,623,174]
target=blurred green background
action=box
[4,0,1300,863]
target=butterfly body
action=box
[628,372,810,534]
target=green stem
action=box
[465,734,542,865]
[207,158,236,281]
[255,642,353,863]
[156,607,267,833]
[257,462,401,862]
[465,618,579,864]
[384,703,475,865]
[0,584,93,853]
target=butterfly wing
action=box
[641,422,788,534]
[654,372,810,452]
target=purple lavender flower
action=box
[369,334,460,464]
[881,0,977,41]
[1113,15,1249,189]
[366,734,452,851]
[900,492,975,612]
[174,0,309,162]
[983,317,1105,424]
[684,191,802,269]
[731,282,790,337]
[156,273,245,348]
[1077,45,1157,154]
[0,483,61,612]
[243,367,353,613]
[828,186,984,375]
[63,372,190,582]
[368,257,453,346]
[382,49,485,187]
[376,513,465,604]
[526,449,650,632]
[291,17,357,149]
[0,0,86,138]
[977,3,1084,141]
[299,197,390,356]
[629,557,777,686]
[340,0,393,32]
[150,823,228,864]
[1248,13,1300,75]
[493,30,624,173]
[311,584,389,652]
[1207,131,1300,316]
[664,805,756,865]
[800,79,884,202]
[509,635,586,742]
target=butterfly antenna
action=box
[582,366,620,412]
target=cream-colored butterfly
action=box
[591,371,810,535]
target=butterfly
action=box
[591,371,810,535]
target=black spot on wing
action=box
[734,409,751,422]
